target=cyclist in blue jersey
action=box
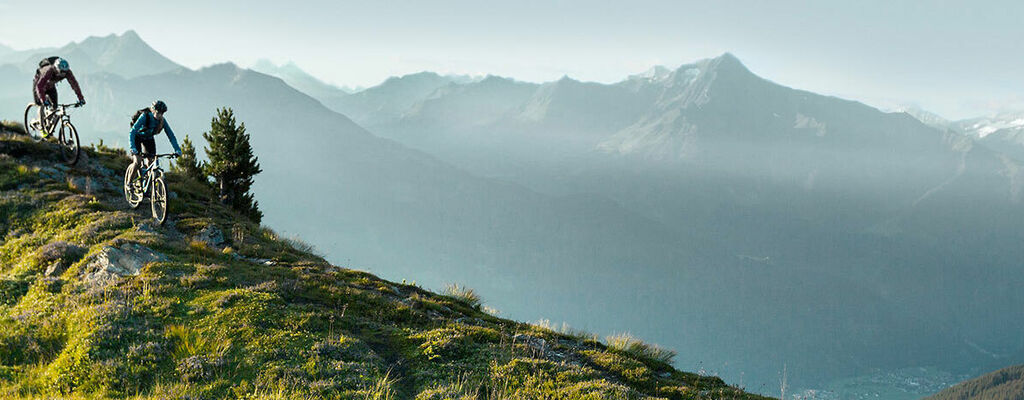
[128,100,181,185]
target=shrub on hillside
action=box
[606,333,677,366]
[443,283,482,310]
[0,120,26,135]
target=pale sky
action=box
[0,0,1021,119]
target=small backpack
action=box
[34,56,61,80]
[37,56,59,69]
[130,108,150,127]
[130,108,165,134]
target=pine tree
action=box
[203,108,263,223]
[170,135,206,183]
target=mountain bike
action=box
[124,153,178,225]
[23,102,82,165]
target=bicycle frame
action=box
[41,103,79,132]
[135,154,177,192]
[136,154,170,193]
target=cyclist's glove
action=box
[43,100,51,107]
[76,100,86,107]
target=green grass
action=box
[0,120,26,135]
[0,135,771,400]
[606,333,677,366]
[442,283,482,310]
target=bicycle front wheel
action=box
[22,104,43,141]
[124,165,143,209]
[58,121,80,165]
[151,175,168,225]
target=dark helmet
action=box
[152,100,168,113]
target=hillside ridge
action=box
[0,131,769,399]
[925,364,1024,400]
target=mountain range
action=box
[249,59,355,100]
[3,31,1024,397]
[298,50,1024,394]
[3,31,180,79]
[894,106,1024,165]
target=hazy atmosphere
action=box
[2,0,1023,119]
[1,1,1023,399]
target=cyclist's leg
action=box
[141,136,157,168]
[128,136,152,188]
[33,90,44,130]
[40,89,57,135]
[129,153,141,181]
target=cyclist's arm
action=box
[65,71,85,102]
[129,115,147,154]
[164,121,182,154]
[129,131,139,155]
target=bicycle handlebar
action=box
[55,103,83,108]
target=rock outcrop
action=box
[81,243,167,285]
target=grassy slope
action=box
[926,365,1024,400]
[0,132,769,400]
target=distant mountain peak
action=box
[397,71,442,80]
[893,105,952,130]
[248,59,354,98]
[78,30,147,47]
[121,29,141,40]
[481,74,511,83]
[57,30,182,78]
[716,52,742,63]
[959,111,1024,138]
[629,65,672,82]
[251,58,278,70]
[202,62,242,73]
[552,75,582,86]
[701,52,752,75]
[253,59,314,77]
[281,61,303,71]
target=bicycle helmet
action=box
[55,58,70,73]
[152,100,168,113]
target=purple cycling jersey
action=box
[35,64,84,104]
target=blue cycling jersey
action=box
[129,111,181,154]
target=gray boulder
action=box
[193,225,226,248]
[82,243,167,285]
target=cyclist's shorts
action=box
[136,135,157,156]
[33,87,58,106]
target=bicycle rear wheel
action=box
[22,104,43,141]
[58,121,80,165]
[151,174,168,225]
[124,165,143,209]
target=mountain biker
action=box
[33,57,85,137]
[128,101,181,186]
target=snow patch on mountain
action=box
[794,113,827,137]
[959,112,1024,138]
